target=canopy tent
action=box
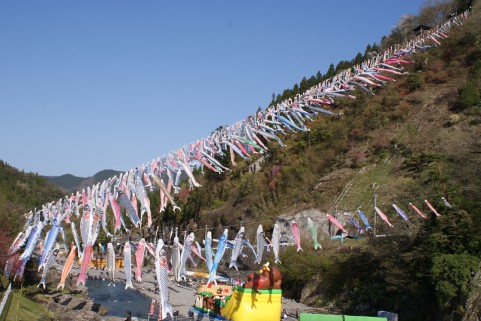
[345,316,388,321]
[299,313,388,321]
[299,313,343,321]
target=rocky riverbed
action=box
[30,254,319,321]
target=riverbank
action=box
[80,263,326,321]
[29,253,326,320]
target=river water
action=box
[86,279,152,320]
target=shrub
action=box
[457,82,480,110]
[372,134,389,150]
[352,149,368,167]
[407,72,424,91]
[447,114,461,126]
[425,70,449,84]
[349,127,365,141]
[429,59,445,71]
[431,253,478,310]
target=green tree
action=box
[300,77,308,92]
[325,63,335,79]
[457,82,480,109]
[431,253,478,310]
[293,83,300,94]
[353,52,363,65]
[407,72,425,91]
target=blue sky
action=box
[0,1,425,177]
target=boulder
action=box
[56,310,101,321]
[83,299,94,311]
[47,301,68,314]
[378,311,399,321]
[65,297,89,310]
[45,268,62,289]
[53,294,74,306]
[98,305,109,316]
[32,294,52,305]
[277,208,353,240]
[91,302,109,316]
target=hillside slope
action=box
[143,3,481,320]
[0,160,64,271]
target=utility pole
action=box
[154,226,159,243]
[373,183,379,237]
[435,160,448,200]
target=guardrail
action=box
[0,283,12,321]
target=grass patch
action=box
[334,157,396,212]
[4,293,52,321]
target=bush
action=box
[349,127,365,141]
[352,149,368,167]
[425,70,449,84]
[372,133,389,150]
[407,72,424,91]
[456,82,480,110]
[431,253,479,310]
[447,114,461,126]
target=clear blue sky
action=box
[0,1,425,177]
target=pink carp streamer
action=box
[135,239,146,282]
[327,214,347,233]
[425,199,441,217]
[77,243,93,287]
[375,207,394,228]
[409,203,427,218]
[291,220,303,252]
[191,244,206,262]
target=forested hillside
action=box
[0,161,64,273]
[0,161,64,233]
[138,1,481,320]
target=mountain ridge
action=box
[44,169,123,193]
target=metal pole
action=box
[374,190,377,236]
[373,183,378,237]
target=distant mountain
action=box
[93,169,122,182]
[45,174,86,192]
[45,169,123,193]
[0,160,64,233]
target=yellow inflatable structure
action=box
[221,286,282,321]
[77,258,124,269]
